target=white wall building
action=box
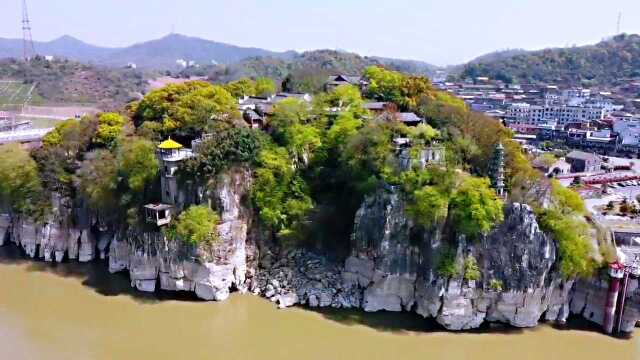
[506,103,605,125]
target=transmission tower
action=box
[617,12,622,35]
[22,0,36,61]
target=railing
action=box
[0,128,53,144]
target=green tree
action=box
[252,146,313,235]
[537,208,596,278]
[0,144,46,218]
[489,279,503,291]
[270,98,321,165]
[406,186,449,228]
[76,150,119,213]
[449,176,504,238]
[42,118,97,156]
[134,81,238,137]
[172,84,238,136]
[179,126,264,179]
[342,122,394,192]
[167,205,220,245]
[407,123,439,146]
[550,179,586,215]
[118,138,159,194]
[93,112,126,148]
[324,84,368,117]
[255,77,276,97]
[363,66,404,104]
[224,78,256,98]
[270,98,311,135]
[325,112,363,152]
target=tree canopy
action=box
[0,144,45,218]
[449,177,504,238]
[93,112,126,148]
[133,81,238,138]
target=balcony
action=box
[144,204,173,227]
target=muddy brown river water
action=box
[0,245,638,360]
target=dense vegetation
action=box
[1,64,600,278]
[180,50,437,94]
[0,57,146,110]
[459,34,640,86]
[165,205,220,245]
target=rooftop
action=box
[158,138,183,150]
[566,150,601,162]
[144,203,173,211]
[397,112,423,123]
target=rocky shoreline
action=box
[1,168,639,334]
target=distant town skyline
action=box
[1,0,639,65]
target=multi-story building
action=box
[506,103,605,125]
[614,120,640,154]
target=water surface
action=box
[0,245,638,360]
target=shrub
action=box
[463,255,481,281]
[537,208,597,279]
[436,246,460,278]
[550,180,586,215]
[489,279,503,291]
[167,205,220,245]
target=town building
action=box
[614,120,640,154]
[565,151,602,173]
[325,74,368,92]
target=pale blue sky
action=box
[2,0,639,65]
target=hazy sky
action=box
[1,0,640,65]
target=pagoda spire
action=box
[489,142,506,198]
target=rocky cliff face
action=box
[340,189,569,330]
[256,187,639,333]
[2,174,639,333]
[108,166,256,300]
[0,166,257,302]
[0,193,96,263]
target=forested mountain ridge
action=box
[181,49,438,93]
[458,34,640,85]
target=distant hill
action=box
[100,34,297,69]
[0,57,147,110]
[0,34,296,69]
[467,49,528,65]
[0,34,440,77]
[370,56,439,76]
[458,34,640,85]
[180,49,439,93]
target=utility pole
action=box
[22,0,36,61]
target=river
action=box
[0,244,638,360]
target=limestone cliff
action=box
[2,172,640,334]
[0,166,257,302]
[107,166,256,300]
